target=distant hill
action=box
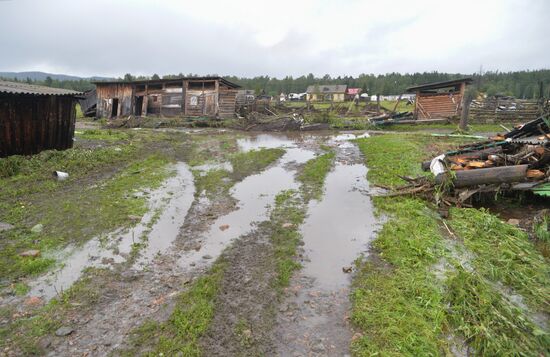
[0,71,113,81]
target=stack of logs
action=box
[418,114,550,203]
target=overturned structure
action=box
[93,77,240,119]
[0,80,81,158]
[407,78,472,119]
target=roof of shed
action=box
[0,80,82,96]
[93,76,241,89]
[306,84,347,93]
[406,78,473,92]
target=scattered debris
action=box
[55,327,74,337]
[30,223,43,233]
[386,115,550,205]
[19,249,41,257]
[0,222,15,232]
[24,296,43,306]
[282,223,294,229]
[219,224,230,231]
[342,266,353,273]
[202,254,213,260]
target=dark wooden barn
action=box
[93,76,240,119]
[0,80,81,158]
[407,78,473,119]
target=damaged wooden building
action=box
[93,77,240,119]
[0,80,81,158]
[406,78,472,119]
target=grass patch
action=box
[298,151,335,200]
[353,132,549,356]
[270,190,306,290]
[448,208,550,312]
[446,267,549,355]
[192,148,285,197]
[75,128,132,141]
[0,150,172,282]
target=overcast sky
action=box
[0,0,548,78]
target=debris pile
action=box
[424,115,550,204]
[386,115,550,205]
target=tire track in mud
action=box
[272,139,379,357]
[28,133,317,356]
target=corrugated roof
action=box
[0,80,82,96]
[92,76,241,89]
[406,78,473,92]
[306,84,347,93]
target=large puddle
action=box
[275,139,378,356]
[178,143,316,268]
[27,163,195,300]
[301,162,375,289]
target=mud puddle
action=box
[26,163,195,301]
[275,143,378,356]
[178,145,316,269]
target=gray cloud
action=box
[0,0,548,78]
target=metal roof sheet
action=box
[92,76,241,89]
[0,80,82,96]
[406,78,473,92]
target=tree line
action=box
[3,69,550,99]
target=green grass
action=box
[0,153,171,281]
[445,267,549,356]
[270,190,306,290]
[298,151,335,200]
[351,198,449,356]
[75,128,132,141]
[192,148,285,197]
[448,208,550,312]
[352,133,549,356]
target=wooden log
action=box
[435,164,528,188]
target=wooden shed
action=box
[407,78,473,119]
[0,80,81,158]
[93,76,240,119]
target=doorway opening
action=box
[135,96,143,116]
[111,98,119,117]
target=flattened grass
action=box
[449,208,550,312]
[353,133,549,356]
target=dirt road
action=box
[0,130,378,356]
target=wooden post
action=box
[459,83,470,131]
[376,94,380,114]
[181,80,187,115]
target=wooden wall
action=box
[95,83,133,118]
[96,80,238,119]
[0,94,76,157]
[219,89,238,118]
[415,92,463,119]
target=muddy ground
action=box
[0,128,378,356]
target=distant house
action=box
[406,78,472,119]
[0,80,81,157]
[93,76,240,119]
[306,84,347,102]
[346,88,362,100]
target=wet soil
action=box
[1,129,379,356]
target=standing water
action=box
[275,139,378,356]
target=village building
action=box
[306,84,347,102]
[406,78,472,119]
[0,80,81,158]
[346,88,362,101]
[93,76,240,119]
